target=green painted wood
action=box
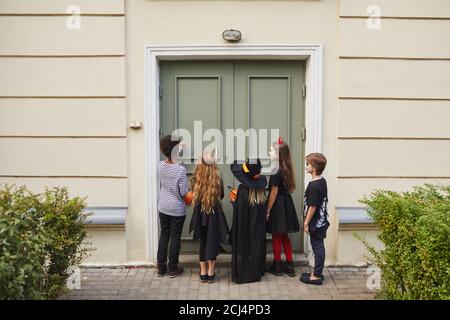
[234,61,305,252]
[160,61,234,253]
[160,60,305,253]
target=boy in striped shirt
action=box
[157,135,188,278]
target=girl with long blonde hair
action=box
[188,152,229,284]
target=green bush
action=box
[0,185,95,299]
[356,184,450,300]
[0,186,47,299]
[37,187,94,298]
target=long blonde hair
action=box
[191,156,222,214]
[248,189,266,205]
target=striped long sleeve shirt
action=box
[158,161,188,217]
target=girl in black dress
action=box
[229,159,268,284]
[189,153,229,284]
[266,138,300,277]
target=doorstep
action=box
[178,253,309,267]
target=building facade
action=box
[1,0,449,266]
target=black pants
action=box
[157,212,186,272]
[310,234,325,277]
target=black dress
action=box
[189,182,230,261]
[231,184,267,284]
[266,171,300,234]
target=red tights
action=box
[272,233,293,262]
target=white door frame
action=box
[144,44,323,263]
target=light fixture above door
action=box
[222,29,242,42]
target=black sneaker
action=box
[157,266,166,277]
[168,267,184,278]
[299,273,324,285]
[301,272,324,279]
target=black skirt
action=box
[266,192,300,234]
[189,202,230,261]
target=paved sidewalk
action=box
[58,265,377,300]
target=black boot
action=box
[267,260,283,276]
[282,261,296,277]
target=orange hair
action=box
[190,156,223,214]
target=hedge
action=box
[356,184,450,300]
[0,185,95,299]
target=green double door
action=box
[160,60,305,253]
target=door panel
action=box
[176,76,221,132]
[160,62,234,253]
[234,61,305,251]
[248,76,291,157]
[160,60,305,253]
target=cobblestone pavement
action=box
[58,265,377,300]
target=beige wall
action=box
[125,0,340,265]
[1,0,449,266]
[337,230,383,265]
[337,0,450,262]
[83,228,127,265]
[0,0,127,263]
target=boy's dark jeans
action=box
[310,233,325,277]
[157,212,186,272]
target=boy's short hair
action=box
[160,135,181,159]
[305,153,327,175]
